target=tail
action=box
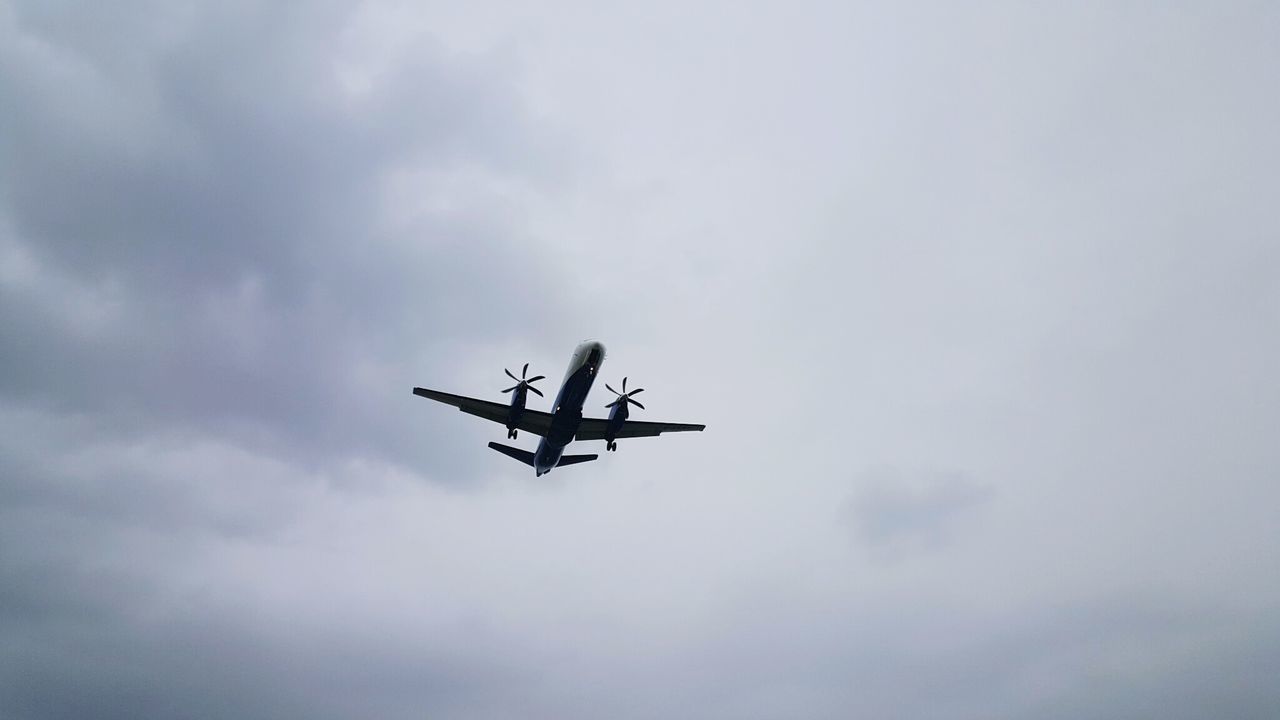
[555,453,599,467]
[487,442,535,466]
[486,442,598,470]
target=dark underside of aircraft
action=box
[413,341,704,476]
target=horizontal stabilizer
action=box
[556,453,599,467]
[486,443,598,470]
[487,442,535,467]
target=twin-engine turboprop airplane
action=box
[412,340,705,476]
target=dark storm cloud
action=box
[0,0,570,475]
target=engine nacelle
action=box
[507,387,526,424]
[500,364,545,439]
[606,399,629,434]
[604,398,628,451]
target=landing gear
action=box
[507,428,517,439]
[606,440,617,452]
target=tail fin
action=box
[487,442,535,466]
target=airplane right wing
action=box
[412,387,554,437]
[574,417,706,441]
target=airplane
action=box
[412,340,705,476]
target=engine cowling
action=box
[603,377,644,451]
[507,385,527,428]
[501,364,544,439]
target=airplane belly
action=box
[549,357,602,430]
[535,442,563,474]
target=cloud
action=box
[3,1,1280,718]
[0,0,575,478]
[846,467,993,553]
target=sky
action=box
[2,1,1278,718]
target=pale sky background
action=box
[2,1,1279,718]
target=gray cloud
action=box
[3,1,1279,718]
[2,3,585,714]
[847,468,993,553]
[1,0,576,477]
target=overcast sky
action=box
[2,1,1279,718]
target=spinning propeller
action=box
[605,377,645,410]
[502,363,545,397]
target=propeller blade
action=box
[605,399,618,408]
[505,368,519,382]
[627,388,645,396]
[522,362,529,379]
[526,375,545,383]
[502,386,518,393]
[605,383,619,395]
[622,377,628,392]
[629,398,645,410]
[528,386,544,397]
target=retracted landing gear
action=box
[606,441,617,452]
[507,428,517,439]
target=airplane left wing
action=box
[575,417,706,441]
[412,387,554,437]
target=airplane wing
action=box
[412,387,554,437]
[574,417,706,441]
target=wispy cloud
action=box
[847,467,993,553]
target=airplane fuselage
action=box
[533,340,606,475]
[411,339,705,474]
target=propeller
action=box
[502,363,545,397]
[605,376,645,410]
